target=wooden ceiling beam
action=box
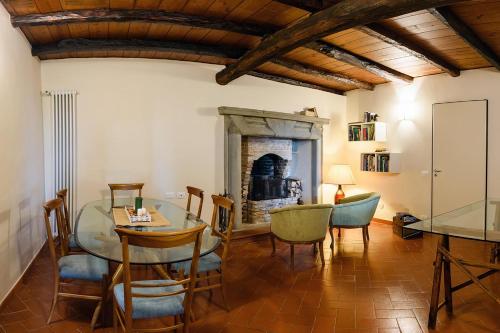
[31,38,248,59]
[271,58,374,90]
[11,9,276,37]
[306,41,413,83]
[248,71,345,95]
[429,7,500,71]
[31,38,346,94]
[358,23,460,77]
[215,0,464,85]
[274,0,337,12]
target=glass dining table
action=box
[75,197,221,298]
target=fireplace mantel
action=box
[219,106,330,230]
[218,106,330,140]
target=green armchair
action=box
[270,204,334,269]
[329,192,380,248]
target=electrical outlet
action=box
[176,192,187,199]
[165,192,175,199]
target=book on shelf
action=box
[362,154,376,171]
[378,155,390,172]
[349,126,361,141]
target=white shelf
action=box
[360,152,401,173]
[348,122,387,142]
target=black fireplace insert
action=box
[248,154,293,201]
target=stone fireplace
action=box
[242,137,300,224]
[219,106,330,230]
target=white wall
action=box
[343,68,500,220]
[41,58,346,222]
[0,6,45,302]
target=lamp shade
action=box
[326,164,355,185]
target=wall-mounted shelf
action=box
[361,152,401,173]
[348,122,386,142]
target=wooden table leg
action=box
[442,235,453,315]
[428,235,445,329]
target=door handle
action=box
[434,169,442,176]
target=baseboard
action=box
[372,218,392,225]
[0,240,47,307]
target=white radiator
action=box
[43,90,78,231]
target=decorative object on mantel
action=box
[298,107,318,117]
[325,164,356,204]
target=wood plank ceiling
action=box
[1,0,499,95]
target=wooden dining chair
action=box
[186,186,204,219]
[113,224,206,333]
[172,195,235,311]
[43,198,109,330]
[108,183,144,209]
[56,188,80,252]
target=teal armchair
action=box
[329,192,380,248]
[270,204,334,269]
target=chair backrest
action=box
[108,183,144,208]
[186,186,204,219]
[210,195,235,264]
[270,204,334,242]
[56,188,71,234]
[331,192,381,227]
[115,224,206,330]
[43,198,70,275]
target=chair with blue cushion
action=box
[329,192,381,248]
[113,224,206,333]
[171,194,235,311]
[43,198,109,330]
[56,188,80,252]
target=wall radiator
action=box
[46,90,78,231]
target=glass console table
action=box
[404,200,500,328]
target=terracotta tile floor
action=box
[1,222,499,333]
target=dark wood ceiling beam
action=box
[31,38,346,94]
[271,58,374,90]
[306,41,413,83]
[358,23,460,77]
[11,9,276,37]
[31,38,248,59]
[215,0,464,85]
[274,0,338,12]
[429,7,500,70]
[248,71,344,95]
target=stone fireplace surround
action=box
[219,106,330,230]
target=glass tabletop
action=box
[75,198,221,264]
[404,199,500,242]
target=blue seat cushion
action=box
[114,280,185,319]
[58,254,108,281]
[171,252,221,275]
[69,233,79,249]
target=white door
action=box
[432,101,487,225]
